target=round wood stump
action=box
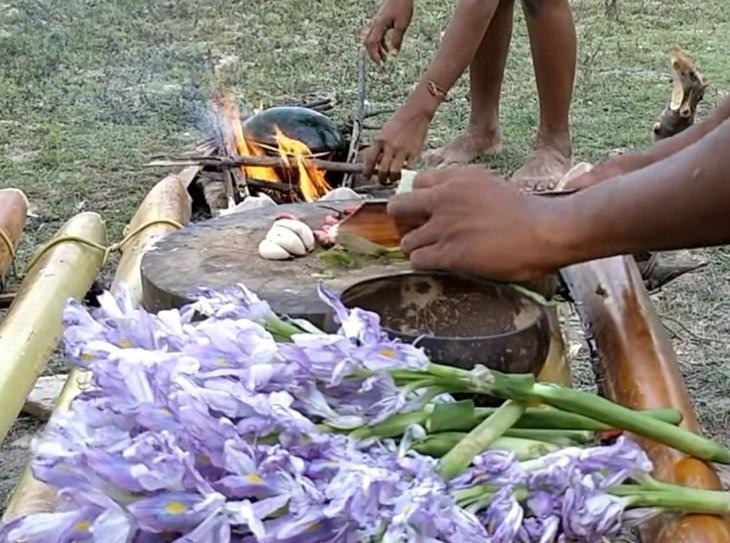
[141,200,407,327]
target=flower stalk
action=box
[440,400,526,479]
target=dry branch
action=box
[149,155,372,174]
[343,51,368,188]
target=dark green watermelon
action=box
[243,106,345,156]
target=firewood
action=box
[653,46,708,141]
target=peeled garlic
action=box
[258,239,291,260]
[273,218,315,252]
[266,225,307,256]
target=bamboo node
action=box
[24,219,184,275]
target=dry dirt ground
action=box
[1,0,729,514]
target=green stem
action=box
[439,400,526,479]
[415,434,558,460]
[611,485,730,515]
[503,428,594,446]
[476,406,682,430]
[530,382,730,463]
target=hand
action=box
[363,0,414,65]
[362,102,431,184]
[387,166,563,280]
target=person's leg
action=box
[423,0,515,167]
[512,0,576,190]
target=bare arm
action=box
[409,0,500,117]
[549,117,730,264]
[568,97,730,190]
[387,118,730,281]
[362,0,500,181]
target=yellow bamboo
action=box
[0,212,106,445]
[3,175,192,521]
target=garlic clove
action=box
[266,225,307,256]
[274,218,315,251]
[258,239,291,260]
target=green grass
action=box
[0,0,729,507]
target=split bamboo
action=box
[3,175,192,521]
[0,188,29,287]
[0,212,107,445]
[562,256,730,543]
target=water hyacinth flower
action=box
[0,284,682,543]
[480,486,524,542]
[181,284,275,323]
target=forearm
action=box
[571,97,730,189]
[546,118,730,265]
[407,0,500,117]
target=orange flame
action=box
[218,96,279,183]
[274,127,332,202]
[214,93,332,201]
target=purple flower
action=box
[128,491,225,533]
[182,284,274,323]
[258,508,359,543]
[384,478,488,542]
[480,486,524,542]
[561,476,626,541]
[451,450,525,489]
[517,516,560,543]
[317,283,385,344]
[576,436,653,488]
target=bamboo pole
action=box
[0,188,29,288]
[3,176,192,521]
[562,256,730,543]
[0,212,106,445]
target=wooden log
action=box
[3,176,192,522]
[0,212,106,445]
[562,256,730,543]
[0,188,29,289]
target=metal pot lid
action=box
[243,106,345,154]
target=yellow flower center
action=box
[119,338,132,348]
[164,501,189,515]
[306,521,320,533]
[74,521,91,532]
[82,352,94,362]
[379,348,397,358]
[245,473,264,484]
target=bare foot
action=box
[511,145,571,192]
[423,129,502,168]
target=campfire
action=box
[149,55,395,219]
[214,94,335,204]
[151,90,387,218]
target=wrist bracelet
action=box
[426,80,448,99]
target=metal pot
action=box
[335,271,550,376]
